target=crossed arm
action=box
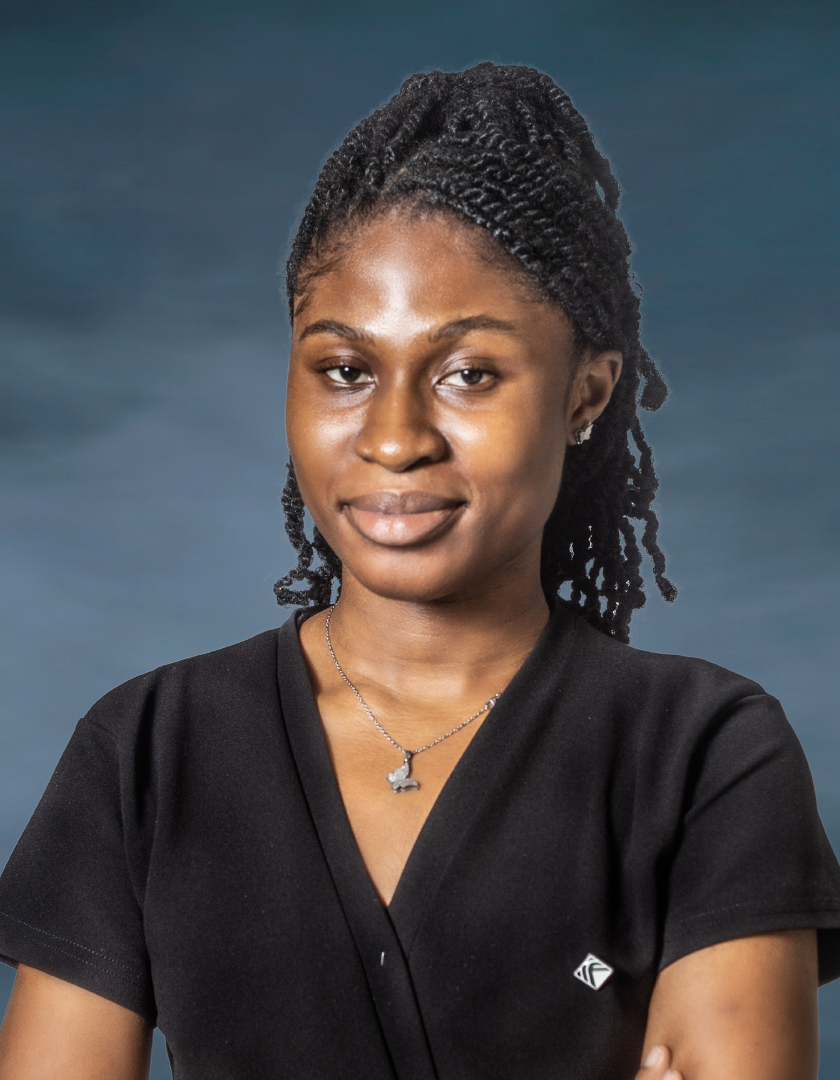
[0,929,819,1080]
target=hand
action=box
[635,1044,682,1080]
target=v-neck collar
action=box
[275,604,577,1079]
[278,604,578,929]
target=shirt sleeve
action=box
[0,716,155,1019]
[661,692,840,984]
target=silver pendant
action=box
[387,752,420,793]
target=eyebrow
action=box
[429,315,517,341]
[297,314,518,344]
[297,319,373,343]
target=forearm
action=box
[642,930,819,1080]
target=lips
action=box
[344,490,465,546]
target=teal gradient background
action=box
[1,1,838,1074]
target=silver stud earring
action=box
[574,420,594,445]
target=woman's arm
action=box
[641,929,819,1080]
[0,964,152,1080]
[0,931,819,1080]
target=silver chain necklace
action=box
[324,604,501,793]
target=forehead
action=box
[293,211,549,331]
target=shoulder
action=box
[562,607,765,700]
[82,624,287,739]
[556,610,791,759]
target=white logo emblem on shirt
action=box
[573,953,614,990]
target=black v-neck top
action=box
[2,606,840,1079]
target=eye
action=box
[324,364,373,385]
[441,368,493,388]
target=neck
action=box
[326,556,550,706]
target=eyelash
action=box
[441,368,493,387]
[322,365,494,388]
[323,364,373,385]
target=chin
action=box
[347,570,468,605]
[339,548,486,605]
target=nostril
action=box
[354,422,448,471]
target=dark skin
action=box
[0,210,819,1080]
[291,213,595,905]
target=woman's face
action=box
[286,211,620,604]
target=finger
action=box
[635,1044,671,1078]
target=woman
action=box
[0,63,838,1080]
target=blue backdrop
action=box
[1,1,838,1075]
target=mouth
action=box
[343,490,465,547]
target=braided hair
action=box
[274,62,676,642]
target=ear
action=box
[565,350,623,446]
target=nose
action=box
[354,379,448,472]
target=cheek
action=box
[287,428,350,533]
[285,375,351,495]
[451,398,567,518]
